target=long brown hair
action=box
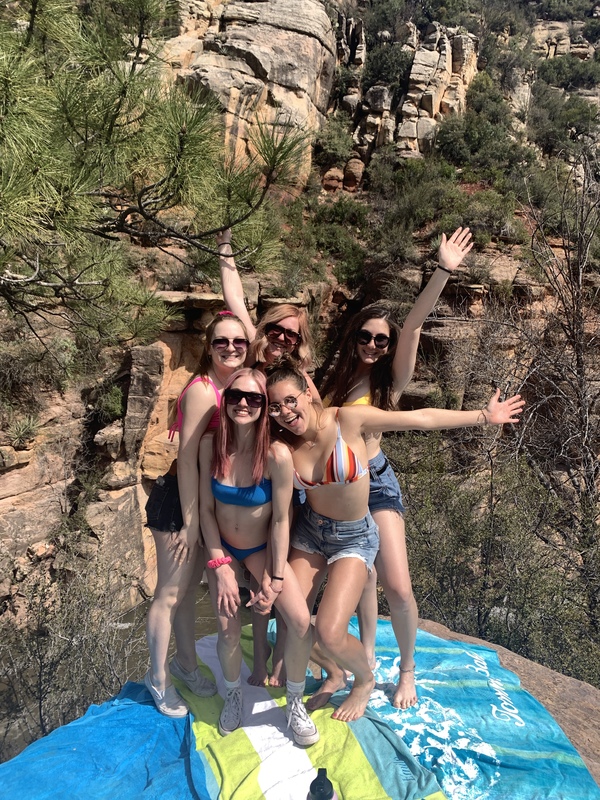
[320,305,400,410]
[266,357,323,445]
[249,304,314,370]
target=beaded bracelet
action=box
[207,556,232,569]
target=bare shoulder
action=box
[269,440,293,468]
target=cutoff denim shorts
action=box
[145,473,183,532]
[368,450,406,516]
[292,503,379,572]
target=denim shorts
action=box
[292,503,379,572]
[145,473,183,532]
[368,450,406,515]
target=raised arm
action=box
[392,227,473,395]
[198,434,241,617]
[348,388,524,436]
[216,228,257,341]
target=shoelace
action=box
[224,689,242,720]
[287,695,313,731]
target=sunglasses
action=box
[356,330,390,349]
[265,322,301,347]
[224,389,266,408]
[267,390,304,417]
[211,337,249,351]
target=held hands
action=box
[246,575,280,615]
[483,389,525,425]
[438,227,473,272]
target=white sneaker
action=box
[170,656,217,697]
[144,670,189,718]
[219,686,243,736]
[286,694,320,746]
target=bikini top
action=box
[211,477,273,507]
[293,411,368,491]
[168,377,220,441]
[323,392,371,408]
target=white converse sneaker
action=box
[170,656,217,697]
[144,671,189,718]
[286,694,320,746]
[218,686,243,736]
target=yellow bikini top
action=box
[323,392,372,408]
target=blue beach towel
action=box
[0,621,597,800]
[331,619,600,800]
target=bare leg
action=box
[373,509,418,709]
[356,566,378,671]
[205,563,243,682]
[146,528,200,690]
[248,575,271,686]
[244,553,311,683]
[314,558,375,722]
[172,547,205,672]
[290,549,374,722]
[269,610,287,687]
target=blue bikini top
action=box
[211,477,272,507]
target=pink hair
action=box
[212,369,270,485]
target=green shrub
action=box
[537,53,600,91]
[583,18,600,44]
[96,385,125,424]
[314,112,354,169]
[527,81,598,157]
[361,43,413,100]
[6,414,40,449]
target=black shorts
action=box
[145,473,183,532]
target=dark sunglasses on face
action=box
[211,337,249,351]
[224,389,266,408]
[265,322,301,346]
[356,329,390,349]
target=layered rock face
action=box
[164,0,337,177]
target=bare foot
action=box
[332,675,376,722]
[268,654,286,688]
[306,672,347,711]
[392,668,417,709]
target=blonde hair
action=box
[249,304,314,370]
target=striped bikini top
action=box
[168,376,220,441]
[293,411,368,491]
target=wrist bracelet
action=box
[477,408,490,426]
[270,584,283,593]
[207,556,232,569]
[271,576,284,582]
[436,265,453,275]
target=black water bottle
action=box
[307,768,338,800]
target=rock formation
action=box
[164,0,337,180]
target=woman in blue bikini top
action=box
[197,368,319,745]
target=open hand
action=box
[438,227,473,272]
[484,388,525,425]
